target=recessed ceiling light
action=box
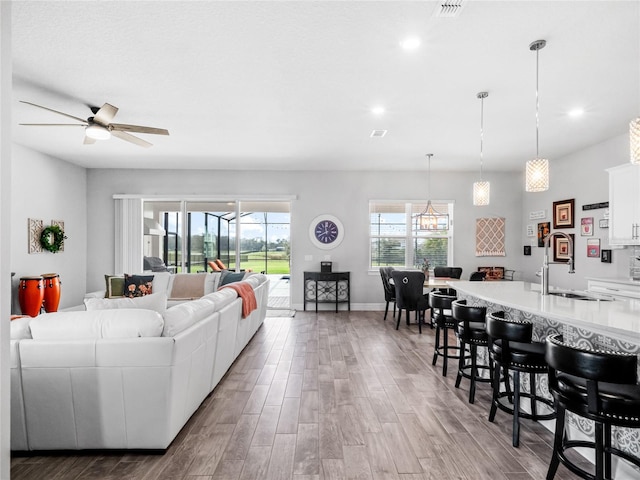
[370,130,387,138]
[568,108,585,117]
[400,37,421,50]
[371,106,385,116]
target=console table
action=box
[303,271,350,312]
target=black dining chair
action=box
[545,334,640,480]
[379,267,396,321]
[433,266,463,279]
[469,271,486,281]
[391,270,429,334]
[486,311,555,447]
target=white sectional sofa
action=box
[10,273,269,451]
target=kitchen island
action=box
[449,280,640,479]
[450,280,640,349]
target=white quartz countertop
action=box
[586,277,640,287]
[450,281,640,343]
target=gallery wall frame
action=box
[553,233,575,263]
[553,199,575,229]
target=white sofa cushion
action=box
[29,309,164,339]
[84,292,167,314]
[162,296,217,337]
[11,317,32,339]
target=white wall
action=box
[521,133,631,291]
[10,145,87,309]
[0,2,11,476]
[86,168,523,308]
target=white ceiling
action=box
[10,1,640,172]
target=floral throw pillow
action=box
[124,274,154,298]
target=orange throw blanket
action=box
[219,281,257,318]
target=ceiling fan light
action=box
[525,157,549,192]
[473,181,490,206]
[85,124,111,140]
[630,117,640,164]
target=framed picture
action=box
[526,224,535,237]
[553,199,575,229]
[580,217,593,236]
[553,234,574,262]
[599,219,609,229]
[524,245,532,256]
[537,222,550,247]
[587,239,600,258]
[601,249,612,263]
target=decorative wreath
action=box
[40,225,67,253]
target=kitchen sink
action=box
[548,291,613,301]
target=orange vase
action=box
[42,273,61,312]
[18,276,44,317]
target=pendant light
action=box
[418,154,449,230]
[473,91,490,205]
[525,39,549,192]
[631,117,640,164]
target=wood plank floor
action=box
[10,310,586,480]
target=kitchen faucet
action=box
[540,232,575,295]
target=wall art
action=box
[587,238,600,258]
[601,249,612,263]
[28,218,44,254]
[553,234,575,263]
[553,199,575,229]
[580,217,593,236]
[537,222,550,247]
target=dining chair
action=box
[379,267,396,321]
[391,270,429,334]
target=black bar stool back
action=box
[545,334,640,480]
[429,291,459,376]
[452,299,491,404]
[486,311,555,447]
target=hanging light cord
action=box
[426,153,433,202]
[535,46,540,158]
[479,95,485,180]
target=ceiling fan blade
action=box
[19,123,86,127]
[109,123,169,136]
[92,103,119,126]
[83,135,97,145]
[20,100,88,124]
[111,130,153,148]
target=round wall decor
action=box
[309,214,344,249]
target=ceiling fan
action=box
[19,100,169,148]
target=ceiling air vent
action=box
[434,1,465,18]
[370,130,387,138]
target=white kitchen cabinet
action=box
[607,164,640,245]
[587,278,640,300]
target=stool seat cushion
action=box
[457,321,488,342]
[556,372,640,418]
[492,339,547,367]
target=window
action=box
[369,201,454,269]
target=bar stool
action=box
[545,333,640,480]
[452,299,492,404]
[429,291,459,376]
[486,311,555,447]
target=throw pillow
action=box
[219,270,246,286]
[124,274,154,298]
[105,275,125,298]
